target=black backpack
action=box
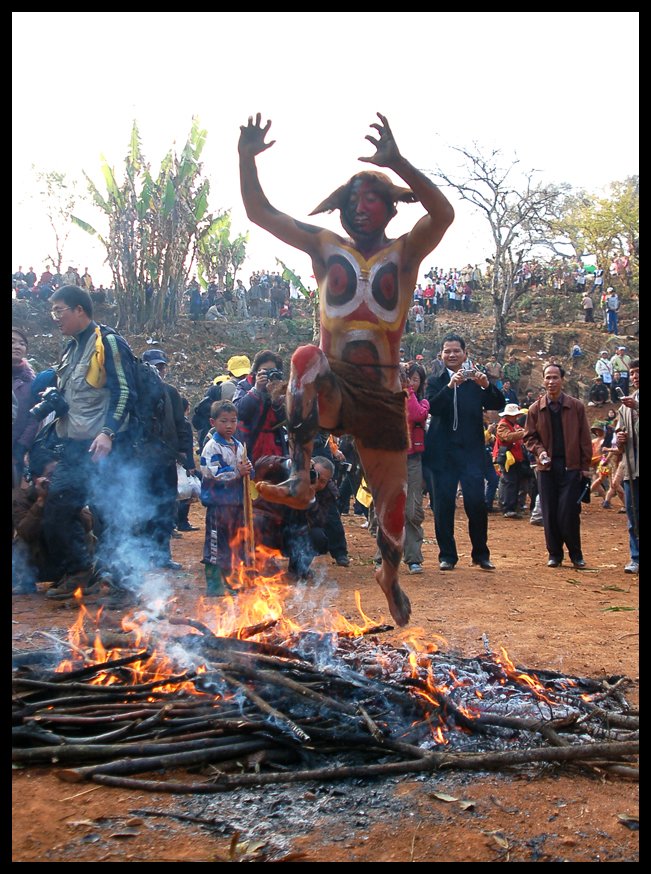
[98,326,172,449]
[192,383,223,449]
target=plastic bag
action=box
[177,464,201,503]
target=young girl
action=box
[403,362,430,574]
[199,401,252,595]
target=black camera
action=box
[264,369,283,381]
[29,386,69,422]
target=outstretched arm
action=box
[239,113,324,258]
[360,113,454,264]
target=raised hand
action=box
[359,112,402,168]
[238,113,276,158]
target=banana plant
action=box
[275,258,320,341]
[71,117,219,333]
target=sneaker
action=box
[170,529,183,538]
[439,561,455,571]
[503,511,521,518]
[160,559,183,571]
[360,521,369,528]
[624,561,639,574]
[601,501,611,509]
[177,524,200,532]
[409,563,424,574]
[530,518,544,526]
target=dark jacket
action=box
[235,386,287,463]
[12,359,38,464]
[423,370,505,473]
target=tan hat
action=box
[500,403,524,417]
[226,354,251,377]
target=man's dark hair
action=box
[251,349,283,373]
[210,400,238,419]
[630,359,639,369]
[51,285,93,317]
[440,332,465,351]
[543,362,565,378]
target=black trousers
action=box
[536,463,584,562]
[430,461,490,565]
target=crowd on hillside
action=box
[11,237,639,606]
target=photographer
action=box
[12,450,95,594]
[39,286,135,600]
[234,350,288,463]
[422,333,505,571]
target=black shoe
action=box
[334,555,351,567]
[177,524,199,532]
[160,559,183,570]
[547,558,562,568]
[473,559,495,571]
[170,529,183,538]
[439,561,455,571]
[572,559,587,570]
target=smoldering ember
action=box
[12,575,638,793]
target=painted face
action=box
[343,180,391,237]
[441,341,467,372]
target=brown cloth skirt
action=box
[324,358,408,452]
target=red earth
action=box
[12,500,638,862]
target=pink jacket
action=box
[407,389,430,456]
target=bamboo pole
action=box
[241,445,256,571]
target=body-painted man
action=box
[238,113,454,626]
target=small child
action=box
[199,400,252,596]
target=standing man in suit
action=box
[422,333,505,571]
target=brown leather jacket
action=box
[523,393,592,472]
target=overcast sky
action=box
[12,12,639,287]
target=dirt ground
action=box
[12,500,639,863]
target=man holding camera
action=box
[233,349,288,464]
[523,363,593,570]
[422,333,505,571]
[40,285,135,599]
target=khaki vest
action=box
[55,330,110,441]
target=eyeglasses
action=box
[50,307,73,320]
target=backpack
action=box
[96,326,172,448]
[192,384,223,449]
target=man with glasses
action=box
[41,286,136,601]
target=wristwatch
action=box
[100,427,115,440]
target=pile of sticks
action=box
[12,620,639,793]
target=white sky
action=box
[12,12,639,288]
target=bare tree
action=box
[432,145,568,355]
[32,168,82,274]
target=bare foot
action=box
[255,477,316,510]
[375,565,412,627]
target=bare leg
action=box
[357,444,411,627]
[255,345,338,509]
